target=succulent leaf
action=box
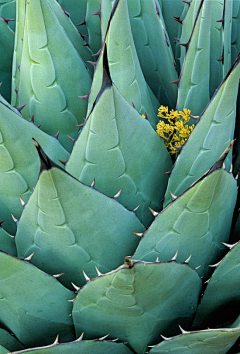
[126,0,178,107]
[16,166,144,288]
[85,0,101,54]
[0,251,75,347]
[0,225,16,256]
[193,240,240,329]
[0,0,16,31]
[0,100,69,234]
[57,0,88,33]
[232,0,240,64]
[95,0,159,128]
[0,328,24,352]
[134,159,237,280]
[177,0,212,117]
[159,0,185,54]
[73,260,202,354]
[149,327,240,354]
[0,16,15,102]
[17,0,93,151]
[8,339,133,354]
[164,54,240,207]
[66,50,172,227]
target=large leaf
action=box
[16,163,144,288]
[164,54,240,207]
[17,0,93,151]
[66,50,172,227]
[134,155,237,280]
[92,0,159,128]
[0,100,69,234]
[73,259,202,354]
[0,252,75,347]
[126,0,178,107]
[177,0,212,117]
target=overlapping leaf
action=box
[66,49,172,227]
[193,241,240,329]
[0,252,75,347]
[93,0,159,128]
[17,0,93,151]
[177,0,212,117]
[134,155,237,280]
[16,165,144,288]
[85,0,101,55]
[164,54,240,207]
[0,328,24,352]
[0,16,14,102]
[73,259,202,354]
[126,0,178,107]
[0,100,69,234]
[149,328,240,354]
[9,339,133,354]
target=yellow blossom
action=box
[156,106,195,155]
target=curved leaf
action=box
[0,252,75,347]
[164,54,240,207]
[16,165,144,288]
[17,0,92,151]
[10,339,133,354]
[134,165,237,280]
[73,259,202,354]
[193,241,240,329]
[66,54,172,227]
[149,328,240,354]
[0,16,14,102]
[0,100,69,234]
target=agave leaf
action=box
[159,0,185,54]
[149,328,240,354]
[193,241,240,329]
[0,225,16,256]
[49,0,94,71]
[0,0,16,31]
[73,259,202,354]
[210,0,233,97]
[134,154,237,280]
[164,54,240,207]
[66,49,172,227]
[85,0,101,55]
[126,0,178,107]
[16,161,144,288]
[0,328,24,352]
[11,0,26,107]
[0,251,75,347]
[57,0,88,33]
[0,100,69,234]
[0,346,8,354]
[9,339,133,354]
[179,0,201,71]
[232,0,240,64]
[17,0,92,152]
[0,16,14,102]
[96,0,159,128]
[177,0,212,117]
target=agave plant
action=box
[0,0,240,353]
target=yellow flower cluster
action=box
[156,105,195,154]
